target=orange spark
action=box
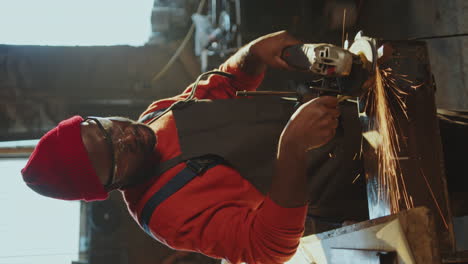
[420,168,449,229]
[364,66,414,214]
[410,83,424,90]
[352,173,361,184]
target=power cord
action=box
[147,70,234,125]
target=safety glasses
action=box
[83,117,116,189]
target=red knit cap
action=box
[21,116,108,201]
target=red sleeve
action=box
[241,196,308,264]
[145,165,307,264]
[139,61,264,121]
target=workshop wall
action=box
[2,0,468,140]
[353,0,468,110]
[408,0,468,110]
[245,0,468,110]
[0,42,200,141]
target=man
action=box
[21,31,340,264]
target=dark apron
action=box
[168,96,293,194]
[153,96,367,220]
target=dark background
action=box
[2,0,468,263]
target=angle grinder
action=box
[280,31,378,97]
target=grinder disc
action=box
[349,31,377,72]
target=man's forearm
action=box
[270,140,309,208]
[225,31,301,76]
[269,96,340,208]
[226,44,267,76]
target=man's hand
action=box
[227,31,301,75]
[248,30,302,70]
[279,96,340,157]
[270,96,340,208]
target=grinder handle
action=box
[281,44,313,71]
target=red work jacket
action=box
[122,60,307,264]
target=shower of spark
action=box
[363,66,417,213]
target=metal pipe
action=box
[0,139,39,158]
[236,91,297,97]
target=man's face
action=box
[80,117,157,190]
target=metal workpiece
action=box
[289,207,441,264]
[359,40,455,252]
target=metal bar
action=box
[236,91,298,97]
[296,207,441,264]
[211,0,217,25]
[235,0,242,48]
[0,139,38,158]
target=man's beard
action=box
[118,155,158,190]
